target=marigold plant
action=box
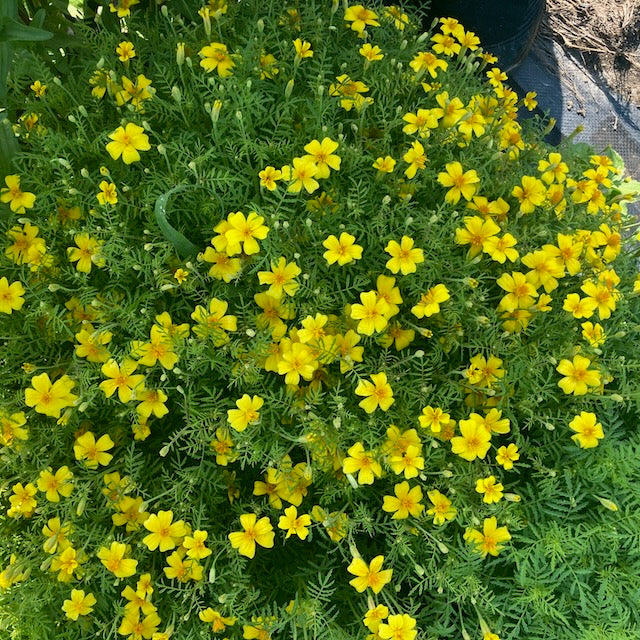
[1,2,640,640]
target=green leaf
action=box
[154,186,199,259]
[0,114,19,180]
[0,16,52,42]
[607,147,626,172]
[0,42,11,108]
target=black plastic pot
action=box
[405,0,545,71]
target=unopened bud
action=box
[176,42,185,66]
[171,86,182,102]
[285,78,295,98]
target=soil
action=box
[543,0,640,106]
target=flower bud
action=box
[285,78,295,98]
[171,86,182,102]
[176,42,185,66]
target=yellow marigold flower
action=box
[7,482,37,518]
[418,406,450,433]
[1,175,36,213]
[74,431,114,469]
[303,137,340,179]
[347,555,392,593]
[350,290,389,335]
[109,0,139,17]
[454,26,481,50]
[388,444,424,479]
[322,232,363,266]
[335,330,364,373]
[556,355,601,395]
[25,373,77,418]
[483,233,519,263]
[6,222,44,265]
[106,123,150,164]
[411,284,450,318]
[287,156,319,194]
[402,140,427,178]
[512,175,546,214]
[431,32,461,56]
[569,411,604,448]
[199,42,235,76]
[115,74,155,109]
[277,341,317,385]
[475,476,504,503]
[580,280,617,320]
[410,51,447,78]
[0,410,28,447]
[378,614,417,640]
[201,247,242,281]
[143,510,187,552]
[364,604,389,633]
[384,236,424,275]
[99,358,145,403]
[258,255,301,296]
[42,518,70,555]
[373,155,396,173]
[258,166,282,191]
[223,211,270,254]
[37,466,73,502]
[426,489,457,524]
[67,233,105,273]
[450,419,491,461]
[116,41,136,62]
[62,589,96,621]
[228,513,274,558]
[0,277,25,314]
[119,610,161,638]
[74,324,112,363]
[456,216,501,257]
[191,298,238,343]
[97,541,138,578]
[495,443,519,470]
[359,43,383,61]
[278,505,311,540]
[464,516,511,557]
[328,74,372,111]
[581,321,606,347]
[112,496,149,532]
[344,5,380,34]
[384,5,409,29]
[437,161,480,204]
[496,271,538,312]
[199,608,237,633]
[563,293,597,319]
[382,481,424,519]
[258,51,279,79]
[97,180,117,205]
[522,249,565,292]
[136,388,169,419]
[133,325,179,369]
[342,441,382,484]
[183,530,212,560]
[538,152,568,184]
[30,79,46,97]
[227,394,263,432]
[293,38,313,60]
[355,372,394,413]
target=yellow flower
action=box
[496,271,538,312]
[74,431,114,469]
[384,236,424,275]
[119,610,161,638]
[410,51,447,78]
[347,555,392,593]
[388,445,424,479]
[363,604,389,633]
[199,42,235,76]
[455,216,500,257]
[556,355,601,396]
[1,175,36,213]
[228,513,274,558]
[287,156,319,194]
[322,232,363,266]
[354,372,394,413]
[227,394,264,432]
[258,166,282,191]
[136,389,169,419]
[344,5,380,34]
[378,614,417,640]
[342,442,382,485]
[0,277,25,314]
[483,233,519,263]
[116,41,136,62]
[258,257,301,296]
[303,137,340,179]
[569,411,604,448]
[97,541,138,578]
[97,180,118,205]
[115,74,155,109]
[106,122,151,164]
[109,0,139,17]
[225,211,270,255]
[99,358,145,403]
[426,489,457,525]
[450,419,491,461]
[359,43,383,61]
[350,290,389,335]
[475,476,504,503]
[62,589,96,621]
[191,298,238,343]
[164,549,203,582]
[7,482,37,518]
[74,324,112,363]
[293,38,313,60]
[495,443,519,470]
[581,321,606,347]
[0,410,28,447]
[30,79,47,97]
[411,284,450,318]
[67,234,105,273]
[278,506,311,539]
[382,481,424,519]
[402,140,427,178]
[24,373,77,418]
[512,175,546,214]
[37,466,74,502]
[464,516,511,557]
[183,530,212,559]
[562,293,597,319]
[373,156,396,173]
[199,608,237,633]
[143,510,187,552]
[418,406,450,434]
[437,161,480,204]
